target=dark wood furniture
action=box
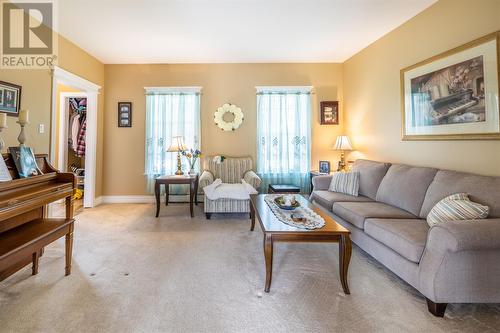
[267,184,301,194]
[0,153,76,281]
[155,174,199,218]
[250,194,352,294]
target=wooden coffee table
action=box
[250,194,352,294]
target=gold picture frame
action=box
[401,31,500,140]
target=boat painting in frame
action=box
[401,31,500,140]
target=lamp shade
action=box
[167,136,187,152]
[333,135,353,151]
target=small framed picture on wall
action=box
[0,81,22,116]
[320,101,339,125]
[319,160,331,174]
[118,102,132,127]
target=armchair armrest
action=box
[312,175,333,191]
[243,170,261,189]
[418,219,500,303]
[199,170,214,189]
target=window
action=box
[145,87,201,192]
[256,86,312,192]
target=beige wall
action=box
[0,34,105,196]
[103,63,344,195]
[344,0,500,176]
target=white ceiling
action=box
[58,0,437,64]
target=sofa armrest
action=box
[426,219,500,252]
[243,170,261,189]
[312,175,332,191]
[418,219,500,303]
[199,170,214,189]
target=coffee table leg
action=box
[339,234,352,294]
[155,181,160,217]
[250,202,255,231]
[263,234,273,292]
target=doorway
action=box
[50,67,101,210]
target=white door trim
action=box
[51,66,101,208]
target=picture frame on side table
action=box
[319,160,330,174]
[401,31,500,140]
[0,81,22,116]
[320,101,339,125]
[118,102,132,127]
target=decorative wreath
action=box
[214,103,244,131]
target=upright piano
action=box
[0,153,76,281]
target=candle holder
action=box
[17,120,28,147]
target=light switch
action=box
[38,123,44,134]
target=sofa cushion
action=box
[352,159,391,200]
[420,170,500,219]
[311,190,372,211]
[332,202,416,229]
[364,218,429,263]
[328,171,360,196]
[376,164,438,216]
[427,193,489,227]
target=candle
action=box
[18,109,29,124]
[0,113,6,128]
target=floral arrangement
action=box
[214,103,244,131]
[182,148,201,172]
[212,155,226,164]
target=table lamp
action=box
[333,135,353,171]
[167,136,187,175]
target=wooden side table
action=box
[155,174,199,218]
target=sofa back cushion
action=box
[204,156,253,183]
[376,164,438,216]
[420,170,500,218]
[352,159,391,200]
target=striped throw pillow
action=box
[427,193,489,227]
[328,172,360,196]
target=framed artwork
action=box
[319,160,330,174]
[0,81,22,116]
[401,31,500,140]
[118,102,132,127]
[320,101,339,125]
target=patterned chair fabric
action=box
[201,156,260,215]
[203,156,253,183]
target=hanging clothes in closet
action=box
[68,98,87,157]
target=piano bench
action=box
[0,218,75,278]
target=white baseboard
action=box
[101,195,203,204]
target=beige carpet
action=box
[1,203,499,332]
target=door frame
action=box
[50,66,101,208]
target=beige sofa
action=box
[310,159,500,317]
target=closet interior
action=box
[67,97,87,213]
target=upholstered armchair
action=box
[199,156,261,219]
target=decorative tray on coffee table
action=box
[274,196,300,210]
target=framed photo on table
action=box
[118,102,132,127]
[319,160,330,173]
[401,31,500,140]
[320,101,339,125]
[0,81,22,116]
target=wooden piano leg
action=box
[65,224,74,276]
[32,252,39,275]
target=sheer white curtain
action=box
[256,87,312,193]
[145,88,201,193]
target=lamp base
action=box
[337,151,347,172]
[175,152,184,175]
